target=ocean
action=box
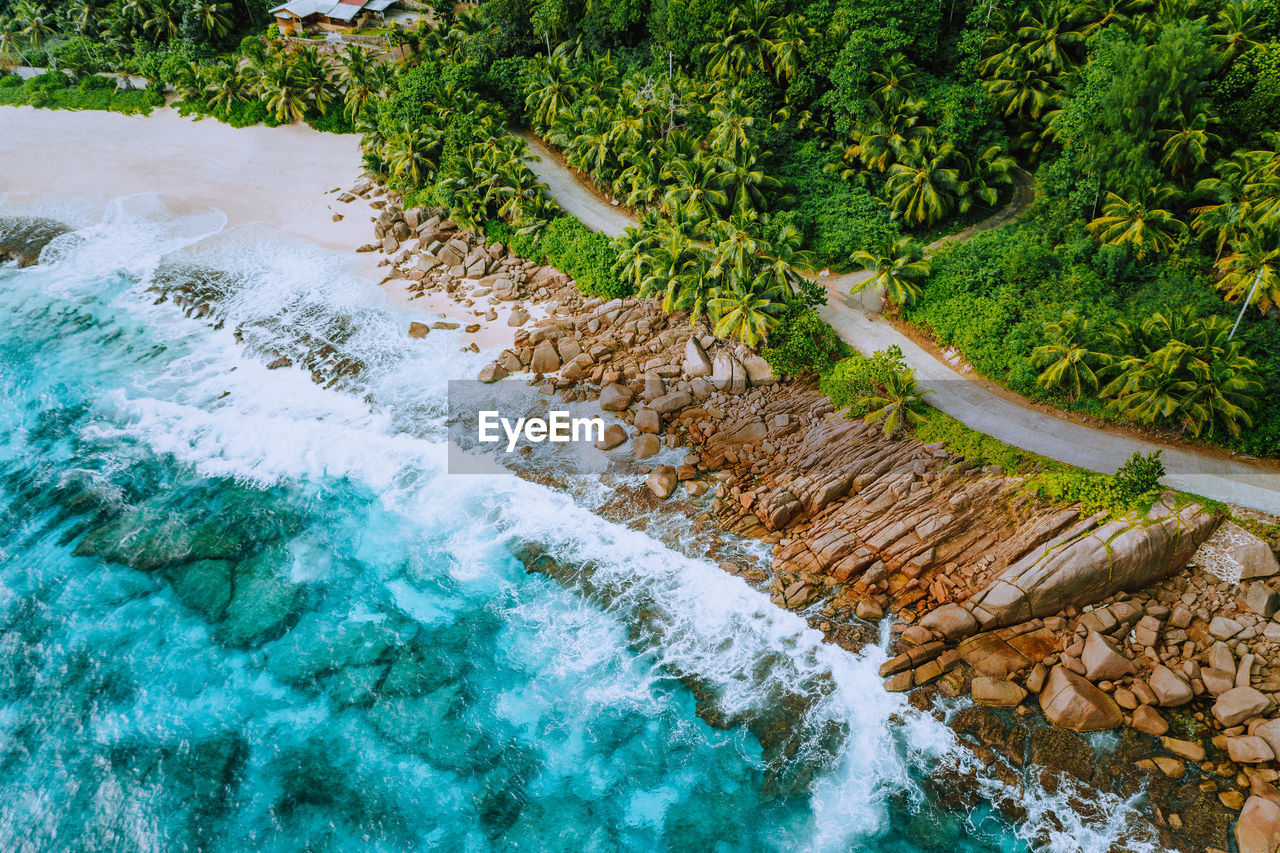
[0,191,1158,852]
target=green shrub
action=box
[482,219,540,261]
[912,411,1024,473]
[309,109,356,134]
[535,216,630,299]
[819,346,908,416]
[760,307,850,378]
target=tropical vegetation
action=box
[2,0,1276,457]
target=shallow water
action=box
[0,192,1161,852]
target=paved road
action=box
[520,133,635,237]
[518,132,1280,513]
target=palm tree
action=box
[710,279,783,345]
[868,53,919,104]
[13,0,55,54]
[0,22,31,68]
[1214,0,1266,61]
[1101,310,1261,438]
[1216,228,1280,312]
[192,0,233,39]
[769,13,814,83]
[1032,313,1112,401]
[384,125,441,187]
[985,50,1062,122]
[204,64,248,112]
[67,0,101,36]
[859,368,932,437]
[257,58,308,124]
[523,53,576,133]
[1087,187,1186,259]
[702,0,777,81]
[850,237,930,310]
[638,228,712,322]
[851,93,932,172]
[883,141,962,226]
[708,89,755,162]
[959,146,1017,211]
[1159,113,1218,180]
[291,46,334,116]
[661,155,728,222]
[754,222,815,299]
[1014,0,1086,71]
[142,0,179,42]
[714,145,783,217]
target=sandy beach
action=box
[0,105,523,350]
[0,106,370,252]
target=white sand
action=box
[0,105,518,352]
[0,105,371,252]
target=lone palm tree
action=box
[850,237,931,310]
[1159,113,1218,180]
[860,368,933,438]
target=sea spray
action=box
[0,192,1165,852]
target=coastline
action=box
[6,104,1280,852]
[0,106,372,255]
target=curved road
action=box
[518,134,1280,513]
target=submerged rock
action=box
[0,216,71,266]
[216,547,305,648]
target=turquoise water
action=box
[0,193,1157,852]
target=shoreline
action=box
[6,104,1280,852]
[345,187,1280,853]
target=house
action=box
[270,0,399,34]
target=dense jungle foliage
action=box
[2,0,1277,457]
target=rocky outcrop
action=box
[0,216,71,266]
[967,495,1218,629]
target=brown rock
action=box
[1215,687,1271,727]
[408,322,430,339]
[856,599,884,620]
[1236,795,1280,853]
[1230,736,1278,764]
[884,671,913,692]
[972,677,1027,707]
[1039,665,1123,731]
[1222,522,1280,580]
[598,383,633,412]
[1081,630,1136,682]
[1132,704,1169,735]
[633,434,661,460]
[1162,736,1206,762]
[647,466,677,499]
[919,603,978,641]
[1150,664,1194,706]
[1254,719,1280,758]
[477,363,508,383]
[966,495,1217,629]
[530,340,561,374]
[635,408,660,434]
[594,424,626,450]
[651,391,691,415]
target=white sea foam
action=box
[11,191,1166,853]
